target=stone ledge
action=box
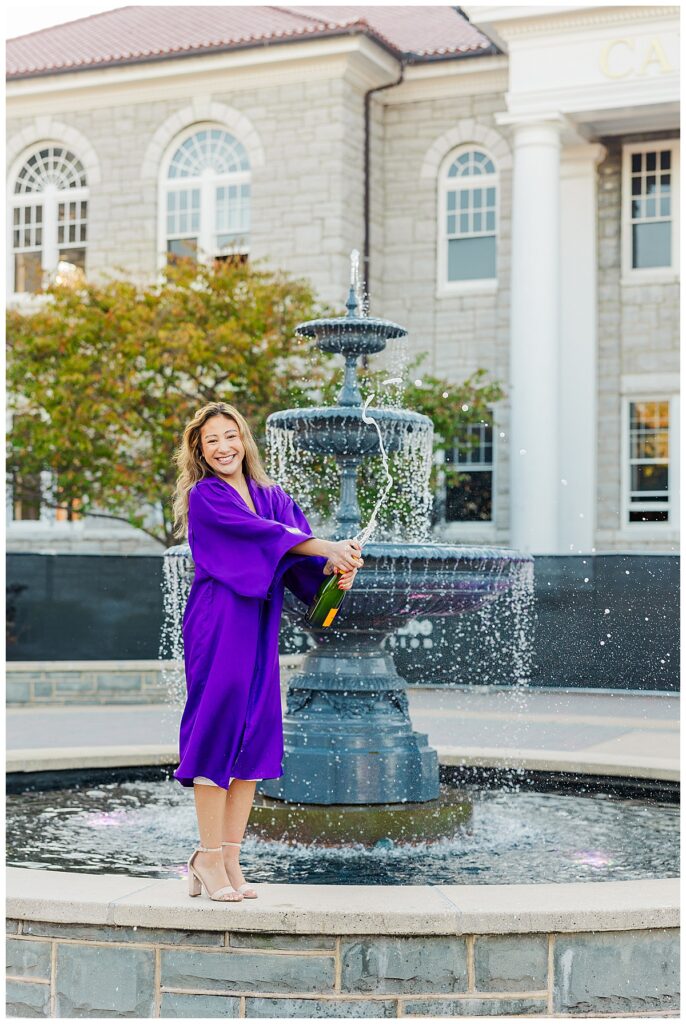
[6,655,306,706]
[7,657,305,673]
[438,745,680,782]
[6,869,679,936]
[6,743,678,783]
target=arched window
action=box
[164,126,251,262]
[11,144,88,293]
[440,148,497,285]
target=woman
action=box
[171,401,363,903]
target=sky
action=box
[6,4,126,40]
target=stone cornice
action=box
[6,34,400,104]
[467,5,678,43]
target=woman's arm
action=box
[288,536,363,573]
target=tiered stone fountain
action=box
[162,279,533,843]
[261,285,531,820]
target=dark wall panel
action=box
[6,552,679,691]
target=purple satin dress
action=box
[173,475,327,789]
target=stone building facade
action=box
[6,5,679,555]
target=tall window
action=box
[622,140,679,277]
[11,144,88,293]
[440,148,497,287]
[444,422,494,522]
[164,127,251,262]
[625,399,676,525]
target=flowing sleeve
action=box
[188,479,316,600]
[271,486,329,606]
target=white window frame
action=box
[620,393,679,537]
[8,141,89,298]
[437,145,499,298]
[157,123,251,270]
[435,417,497,540]
[621,139,679,284]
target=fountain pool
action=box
[6,770,679,885]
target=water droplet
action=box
[584,578,589,583]
[604,608,610,614]
[519,448,527,456]
[561,478,568,486]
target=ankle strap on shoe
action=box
[222,841,241,848]
[196,844,222,852]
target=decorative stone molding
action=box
[6,119,101,185]
[420,121,512,181]
[466,5,679,40]
[140,100,265,181]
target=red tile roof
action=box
[6,5,495,79]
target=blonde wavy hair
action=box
[171,401,274,539]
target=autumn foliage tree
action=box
[7,258,504,545]
[7,259,331,546]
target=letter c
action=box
[600,38,634,79]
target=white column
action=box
[559,144,606,554]
[508,118,562,554]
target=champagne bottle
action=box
[305,569,348,628]
[305,388,396,628]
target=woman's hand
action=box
[326,539,364,574]
[336,566,359,591]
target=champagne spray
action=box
[353,377,403,549]
[305,377,403,627]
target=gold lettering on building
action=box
[638,38,673,76]
[600,36,675,79]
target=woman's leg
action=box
[192,782,239,897]
[222,779,258,890]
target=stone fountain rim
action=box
[6,866,679,936]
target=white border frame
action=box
[434,414,498,542]
[7,141,90,299]
[436,145,500,297]
[160,124,251,266]
[620,393,679,538]
[621,139,680,284]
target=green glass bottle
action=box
[306,570,348,628]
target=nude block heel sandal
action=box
[222,841,258,898]
[187,845,244,902]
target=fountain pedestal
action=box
[260,643,439,804]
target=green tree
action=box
[286,355,505,533]
[7,259,331,546]
[7,259,504,544]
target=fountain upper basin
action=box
[295,315,406,356]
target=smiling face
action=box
[199,414,246,482]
